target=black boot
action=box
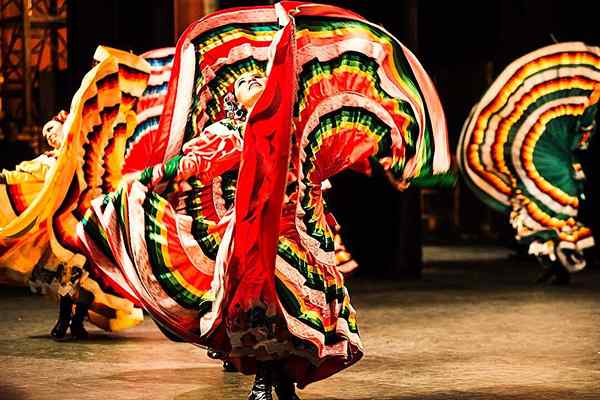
[70,302,89,339]
[535,266,555,285]
[70,288,93,340]
[222,360,238,373]
[535,264,571,286]
[274,381,300,399]
[50,295,73,340]
[248,361,273,400]
[207,349,238,372]
[550,264,571,286]
[274,367,300,400]
[71,288,94,340]
[207,349,226,359]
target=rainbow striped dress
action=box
[77,2,452,387]
[458,42,600,272]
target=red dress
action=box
[77,1,451,388]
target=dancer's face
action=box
[42,121,64,149]
[234,72,266,110]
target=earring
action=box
[224,92,247,122]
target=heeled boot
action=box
[222,360,238,373]
[273,366,301,400]
[69,302,89,339]
[550,264,571,285]
[50,295,73,340]
[207,349,238,372]
[535,263,571,286]
[70,288,93,340]
[248,361,273,400]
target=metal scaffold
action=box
[0,0,67,146]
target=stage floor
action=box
[1,245,599,400]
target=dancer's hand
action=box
[178,157,197,180]
[385,169,410,191]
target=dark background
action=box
[62,1,600,277]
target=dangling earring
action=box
[224,92,247,122]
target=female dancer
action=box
[0,46,160,339]
[458,42,600,284]
[76,3,452,398]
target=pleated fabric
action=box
[77,2,451,387]
[458,42,600,271]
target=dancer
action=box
[0,46,165,338]
[0,111,112,339]
[0,111,67,285]
[458,42,600,284]
[76,3,452,398]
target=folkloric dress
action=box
[458,42,600,272]
[0,46,175,332]
[77,2,452,388]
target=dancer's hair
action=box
[223,92,247,122]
